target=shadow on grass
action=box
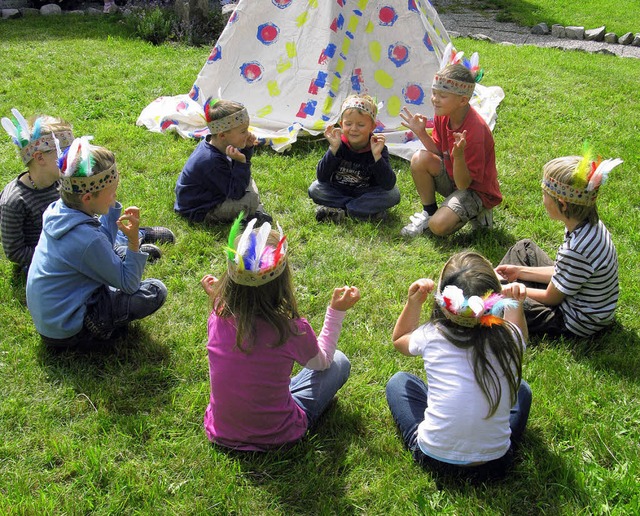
[207,401,365,514]
[37,324,175,415]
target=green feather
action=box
[227,212,244,260]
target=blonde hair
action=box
[543,156,599,224]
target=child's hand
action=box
[246,132,257,148]
[201,274,218,299]
[501,282,527,303]
[117,206,141,242]
[452,130,467,158]
[226,145,247,163]
[370,133,385,161]
[324,125,342,154]
[330,286,361,311]
[495,264,520,283]
[407,278,435,305]
[399,107,429,135]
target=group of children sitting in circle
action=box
[0,50,622,480]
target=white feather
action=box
[80,135,92,176]
[588,158,623,190]
[51,132,62,159]
[235,217,257,262]
[1,117,19,142]
[11,108,30,142]
[276,222,283,241]
[440,42,453,69]
[64,139,81,177]
[253,222,272,271]
[470,52,479,69]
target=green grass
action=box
[490,0,638,35]
[1,14,640,515]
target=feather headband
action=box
[435,285,518,328]
[541,150,623,207]
[432,43,483,97]
[1,108,73,165]
[58,136,119,194]
[340,95,378,122]
[204,97,250,135]
[226,212,288,287]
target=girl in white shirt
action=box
[387,251,532,480]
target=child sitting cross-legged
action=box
[495,151,622,338]
[200,214,360,450]
[26,137,168,348]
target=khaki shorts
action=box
[434,163,484,223]
[204,179,261,224]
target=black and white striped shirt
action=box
[553,220,618,337]
[0,173,60,268]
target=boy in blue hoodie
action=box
[26,137,167,347]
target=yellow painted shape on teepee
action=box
[386,95,402,117]
[296,11,309,27]
[257,106,273,118]
[341,36,351,55]
[276,59,292,73]
[374,69,394,89]
[285,42,297,58]
[330,76,341,92]
[357,0,369,10]
[336,59,345,74]
[311,120,325,131]
[369,40,381,62]
[267,81,281,97]
[323,96,335,115]
[347,14,359,35]
[365,20,374,34]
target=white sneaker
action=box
[401,211,430,237]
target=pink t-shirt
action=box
[204,315,321,450]
[431,107,502,209]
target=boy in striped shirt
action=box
[495,154,622,338]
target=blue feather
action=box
[490,298,518,316]
[244,232,257,270]
[32,117,42,140]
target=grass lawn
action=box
[1,13,640,515]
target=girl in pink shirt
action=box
[200,214,360,450]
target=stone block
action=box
[618,32,634,45]
[40,4,62,15]
[551,24,565,38]
[531,23,549,35]
[585,26,605,42]
[632,34,640,47]
[604,32,618,44]
[564,26,585,40]
[2,8,20,19]
[1,0,28,8]
[20,7,38,16]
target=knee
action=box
[148,279,168,306]
[427,216,453,237]
[410,150,439,177]
[333,350,351,380]
[308,180,322,200]
[385,371,408,398]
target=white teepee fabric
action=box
[137,0,504,160]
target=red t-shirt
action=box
[431,107,502,209]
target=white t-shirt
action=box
[409,322,524,464]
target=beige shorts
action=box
[434,164,484,223]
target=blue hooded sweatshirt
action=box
[26,200,148,339]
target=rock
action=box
[67,10,84,15]
[40,4,62,15]
[604,32,618,44]
[595,48,616,56]
[447,31,461,38]
[19,7,38,16]
[564,26,585,40]
[585,26,605,42]
[2,8,20,19]
[551,24,565,38]
[1,0,28,8]
[472,33,495,42]
[632,34,640,47]
[85,7,102,15]
[618,32,634,45]
[531,23,549,35]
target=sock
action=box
[423,203,437,216]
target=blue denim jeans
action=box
[385,371,532,477]
[308,180,400,218]
[41,279,167,347]
[290,350,351,427]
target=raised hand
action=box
[407,278,435,306]
[330,286,361,311]
[370,133,386,160]
[226,145,247,163]
[399,106,429,134]
[324,125,342,154]
[117,206,141,243]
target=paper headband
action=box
[203,98,250,134]
[432,42,483,97]
[226,213,288,287]
[340,96,378,122]
[58,136,119,195]
[1,108,74,165]
[541,154,623,207]
[435,285,517,328]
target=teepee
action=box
[137,0,503,160]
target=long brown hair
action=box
[432,251,524,417]
[212,233,301,353]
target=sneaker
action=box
[315,206,346,223]
[140,243,162,263]
[246,210,273,226]
[469,208,493,230]
[400,211,430,237]
[140,226,175,245]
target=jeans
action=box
[308,180,400,218]
[290,350,351,427]
[385,372,532,476]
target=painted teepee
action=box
[137,0,504,159]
